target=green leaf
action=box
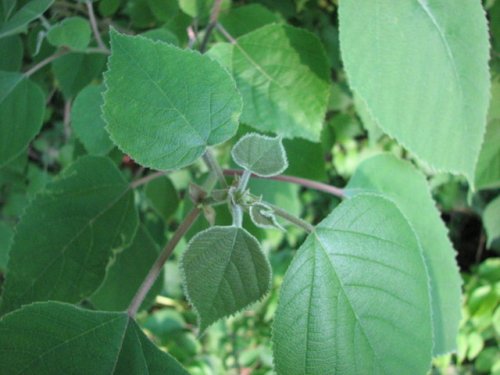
[475,119,500,190]
[181,226,271,330]
[218,4,280,38]
[283,138,327,181]
[103,30,242,170]
[475,78,500,189]
[147,0,179,22]
[273,194,432,374]
[71,83,114,155]
[0,221,13,271]
[249,202,284,231]
[0,156,138,315]
[90,226,162,312]
[145,175,179,221]
[483,196,500,249]
[339,0,491,181]
[0,35,23,71]
[0,0,53,38]
[232,24,330,141]
[346,153,462,355]
[232,133,288,177]
[46,16,91,51]
[0,72,45,168]
[0,301,188,374]
[52,52,107,99]
[141,28,179,45]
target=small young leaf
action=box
[346,153,462,355]
[339,0,491,181]
[0,302,189,374]
[90,226,163,312]
[181,226,271,330]
[46,17,91,51]
[249,202,284,231]
[273,194,433,374]
[232,24,330,141]
[0,72,45,168]
[0,0,53,39]
[71,84,114,155]
[231,133,288,177]
[483,196,500,249]
[0,156,138,315]
[103,29,242,170]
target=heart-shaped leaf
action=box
[181,226,271,330]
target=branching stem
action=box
[199,0,224,52]
[129,171,167,189]
[85,0,109,52]
[127,207,201,317]
[202,149,228,188]
[224,169,345,198]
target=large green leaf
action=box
[71,83,114,155]
[90,226,162,312]
[181,226,271,330]
[103,29,242,170]
[0,0,53,38]
[0,301,188,374]
[0,72,45,168]
[0,156,138,315]
[273,194,432,374]
[346,153,461,355]
[0,35,22,71]
[339,0,490,181]
[232,24,330,141]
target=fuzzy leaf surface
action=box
[0,156,138,315]
[231,133,288,177]
[273,194,432,375]
[0,302,188,374]
[339,0,490,181]
[103,30,242,170]
[182,226,271,330]
[346,153,462,355]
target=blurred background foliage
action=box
[0,0,499,374]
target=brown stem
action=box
[224,169,345,198]
[203,149,228,188]
[85,0,109,53]
[25,49,69,77]
[129,171,167,189]
[127,207,201,317]
[199,0,224,52]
